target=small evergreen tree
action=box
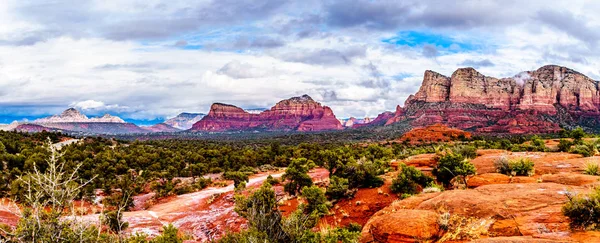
[282,158,315,196]
[433,153,476,187]
[301,186,329,217]
[391,164,434,194]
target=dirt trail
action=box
[98,172,286,238]
[78,169,328,241]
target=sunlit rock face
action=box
[190,95,343,132]
[386,65,600,134]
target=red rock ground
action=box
[320,176,399,228]
[397,124,471,145]
[362,148,600,243]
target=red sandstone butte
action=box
[384,65,600,134]
[190,95,343,132]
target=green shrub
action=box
[391,164,434,194]
[583,162,600,176]
[558,138,573,152]
[326,176,351,199]
[510,158,535,176]
[570,144,593,157]
[562,188,600,230]
[432,153,476,187]
[530,136,548,152]
[345,222,362,232]
[102,210,128,234]
[495,158,535,176]
[218,229,268,243]
[571,127,586,145]
[151,224,183,243]
[319,226,361,243]
[194,177,212,189]
[498,139,512,150]
[283,158,315,196]
[266,174,280,185]
[224,171,249,188]
[453,145,477,159]
[301,186,329,217]
[234,182,286,242]
[509,144,527,152]
[333,158,385,189]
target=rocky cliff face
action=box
[387,65,600,134]
[190,95,343,132]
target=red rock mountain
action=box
[379,65,600,134]
[190,95,343,132]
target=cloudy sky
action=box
[1,0,600,124]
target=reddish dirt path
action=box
[77,168,329,242]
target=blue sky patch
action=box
[392,72,413,80]
[382,31,480,53]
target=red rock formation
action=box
[385,65,600,134]
[397,124,471,145]
[353,111,395,128]
[190,95,343,132]
[14,124,63,133]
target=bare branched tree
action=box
[11,137,97,242]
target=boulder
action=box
[361,183,592,242]
[365,209,440,243]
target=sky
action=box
[1,0,600,124]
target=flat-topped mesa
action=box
[190,95,343,132]
[206,103,251,119]
[191,103,253,131]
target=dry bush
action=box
[438,214,494,242]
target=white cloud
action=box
[71,100,106,110]
[1,0,600,121]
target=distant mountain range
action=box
[163,113,205,130]
[5,65,600,135]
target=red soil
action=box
[320,177,399,228]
